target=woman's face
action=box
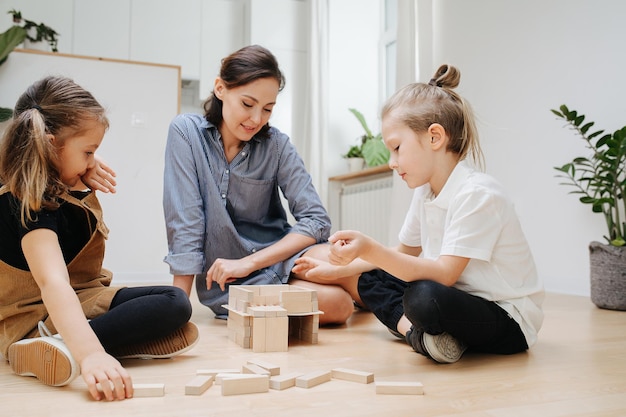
[53,118,105,188]
[215,77,280,143]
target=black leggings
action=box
[358,269,528,355]
[89,286,192,352]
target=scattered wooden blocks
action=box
[196,368,240,377]
[242,363,271,376]
[221,374,270,396]
[185,375,214,395]
[331,368,374,384]
[295,370,332,388]
[375,381,424,395]
[269,372,303,390]
[247,359,280,376]
[133,383,165,397]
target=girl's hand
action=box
[82,155,117,193]
[80,351,133,401]
[328,230,373,265]
[292,257,344,281]
[207,258,254,291]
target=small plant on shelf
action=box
[343,108,389,168]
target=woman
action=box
[163,45,356,324]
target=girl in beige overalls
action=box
[0,76,198,401]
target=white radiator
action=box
[328,173,393,246]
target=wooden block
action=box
[269,372,303,390]
[196,368,240,377]
[236,333,251,349]
[133,383,165,397]
[281,290,313,314]
[258,284,289,296]
[185,375,214,395]
[230,285,255,303]
[295,370,332,388]
[227,308,252,326]
[247,359,280,376]
[265,295,280,305]
[297,315,319,333]
[215,373,248,385]
[331,368,374,384]
[252,317,267,352]
[375,381,424,395]
[298,330,318,344]
[221,374,269,396]
[236,299,250,313]
[265,316,289,352]
[242,363,271,376]
[252,295,267,306]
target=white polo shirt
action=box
[398,161,544,346]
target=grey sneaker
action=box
[388,327,404,339]
[422,332,467,363]
[8,322,80,386]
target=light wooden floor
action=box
[2,291,625,417]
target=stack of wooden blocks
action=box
[224,284,321,352]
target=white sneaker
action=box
[422,332,467,364]
[8,322,80,386]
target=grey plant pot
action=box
[589,241,626,311]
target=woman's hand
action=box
[207,258,255,291]
[82,155,117,193]
[80,350,133,401]
[292,257,345,281]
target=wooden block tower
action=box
[225,284,321,352]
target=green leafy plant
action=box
[8,9,59,52]
[0,10,59,121]
[552,104,626,247]
[344,144,363,158]
[344,108,390,167]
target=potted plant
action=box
[8,9,59,52]
[343,108,390,171]
[552,104,626,310]
[343,143,365,172]
[0,10,59,122]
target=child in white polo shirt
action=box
[295,64,544,363]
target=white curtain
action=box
[387,0,423,244]
[302,0,329,204]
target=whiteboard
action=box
[0,49,181,284]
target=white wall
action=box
[422,0,626,296]
[327,0,381,178]
[3,0,620,296]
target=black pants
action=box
[358,269,528,354]
[89,286,192,352]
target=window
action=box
[381,0,398,100]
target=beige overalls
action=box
[0,190,122,359]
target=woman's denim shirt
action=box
[162,114,330,314]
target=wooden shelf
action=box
[329,165,392,182]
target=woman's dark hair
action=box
[203,44,285,138]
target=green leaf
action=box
[0,25,27,66]
[362,137,390,167]
[0,107,12,122]
[348,108,374,138]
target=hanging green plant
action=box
[0,10,60,122]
